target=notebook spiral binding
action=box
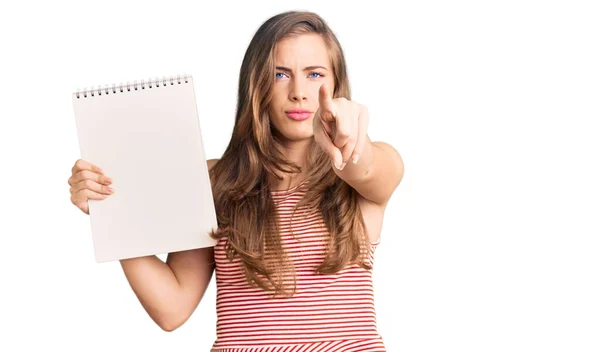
[75,73,191,99]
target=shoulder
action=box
[207,158,220,171]
[357,194,386,244]
[357,194,387,220]
[207,159,221,198]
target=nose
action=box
[289,78,307,102]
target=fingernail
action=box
[339,162,347,170]
[352,154,360,164]
[107,187,114,194]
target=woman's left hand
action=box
[313,84,369,170]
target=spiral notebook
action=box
[72,74,218,263]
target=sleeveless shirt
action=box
[210,179,386,351]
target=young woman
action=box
[68,10,403,352]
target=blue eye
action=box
[276,72,323,79]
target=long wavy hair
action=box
[208,10,372,298]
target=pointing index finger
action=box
[319,84,335,114]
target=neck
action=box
[271,137,311,190]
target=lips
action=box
[286,108,312,114]
[285,108,313,121]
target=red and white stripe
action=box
[211,181,385,351]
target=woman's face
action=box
[268,33,335,142]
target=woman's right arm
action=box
[69,158,220,331]
[119,245,215,332]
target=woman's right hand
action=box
[69,159,115,215]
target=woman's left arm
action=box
[313,84,404,206]
[334,136,404,206]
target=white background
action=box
[1,0,599,351]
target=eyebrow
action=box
[275,66,328,72]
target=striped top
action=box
[210,179,386,352]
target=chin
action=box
[275,128,314,142]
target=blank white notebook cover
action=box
[72,74,218,263]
